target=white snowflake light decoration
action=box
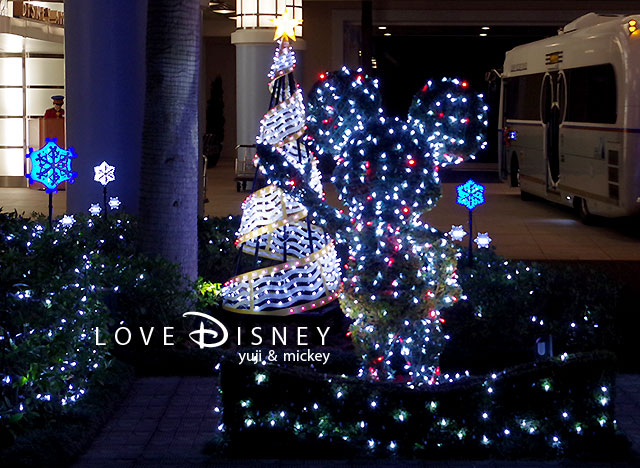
[59,214,75,227]
[88,203,102,216]
[448,225,467,241]
[474,232,492,248]
[94,161,115,186]
[108,197,121,210]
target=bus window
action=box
[504,73,544,121]
[564,64,617,124]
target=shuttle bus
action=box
[497,13,640,222]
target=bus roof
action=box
[503,13,639,77]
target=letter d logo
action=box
[183,311,229,348]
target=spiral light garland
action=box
[222,29,341,316]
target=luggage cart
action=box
[235,144,256,192]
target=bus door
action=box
[541,71,566,191]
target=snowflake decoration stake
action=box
[59,214,76,228]
[94,161,115,186]
[93,161,117,219]
[25,138,77,194]
[448,225,467,242]
[108,197,121,210]
[456,179,485,211]
[474,232,492,248]
[89,204,102,216]
[456,179,486,266]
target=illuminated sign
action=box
[13,1,64,26]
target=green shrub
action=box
[0,210,192,438]
[198,216,240,284]
[441,249,620,373]
[0,360,135,467]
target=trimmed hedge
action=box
[220,351,626,459]
[0,210,192,436]
[0,360,135,468]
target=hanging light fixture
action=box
[236,0,303,36]
[210,2,235,15]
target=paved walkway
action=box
[73,374,640,468]
[73,377,219,468]
[3,161,640,262]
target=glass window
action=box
[564,64,616,124]
[504,73,544,121]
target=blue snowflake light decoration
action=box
[456,179,485,211]
[25,138,78,194]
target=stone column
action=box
[64,0,148,214]
[231,29,305,181]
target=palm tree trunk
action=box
[139,0,200,281]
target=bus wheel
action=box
[575,197,595,224]
[510,154,520,187]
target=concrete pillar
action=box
[64,0,147,214]
[231,29,305,154]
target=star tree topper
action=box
[270,8,302,41]
[25,138,78,194]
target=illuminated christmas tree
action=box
[221,11,341,316]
